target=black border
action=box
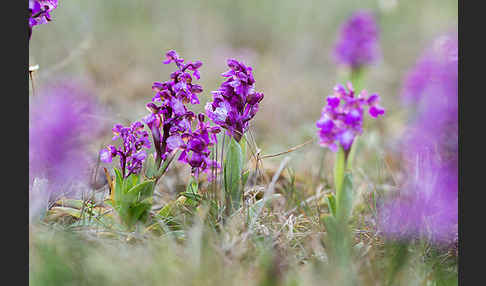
[6,0,29,283]
[459,0,482,285]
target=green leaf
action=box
[242,170,250,187]
[240,135,248,162]
[46,207,82,219]
[181,193,201,208]
[145,152,177,180]
[53,199,84,209]
[322,214,352,268]
[224,137,243,213]
[333,146,346,199]
[186,177,198,194]
[336,172,353,223]
[322,214,338,241]
[326,194,337,217]
[346,136,359,170]
[158,151,178,177]
[157,202,175,219]
[144,153,158,179]
[126,202,152,228]
[113,168,124,208]
[123,173,140,194]
[178,177,200,208]
[126,180,155,203]
[113,179,155,229]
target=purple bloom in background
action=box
[29,0,58,40]
[100,121,151,178]
[401,33,458,105]
[380,33,458,244]
[144,50,203,164]
[178,114,221,179]
[316,82,384,152]
[205,58,264,142]
[29,81,100,201]
[379,153,458,243]
[333,10,381,69]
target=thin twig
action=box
[260,138,315,159]
[247,127,266,184]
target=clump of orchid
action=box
[29,0,58,40]
[317,82,384,270]
[99,50,226,229]
[205,58,264,215]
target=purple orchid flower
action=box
[333,10,381,70]
[100,121,151,178]
[316,82,385,152]
[144,50,204,169]
[178,114,221,179]
[205,58,264,142]
[29,0,58,40]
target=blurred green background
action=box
[29,0,457,174]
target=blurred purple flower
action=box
[29,0,58,40]
[316,82,384,152]
[401,33,458,104]
[100,121,151,178]
[379,153,458,243]
[205,58,264,142]
[380,33,458,244]
[333,10,381,69]
[29,81,99,199]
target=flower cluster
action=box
[29,0,58,40]
[100,122,151,178]
[143,50,204,163]
[205,59,264,142]
[178,114,221,179]
[333,10,380,69]
[316,83,385,152]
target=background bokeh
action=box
[29,0,458,179]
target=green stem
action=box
[350,66,365,92]
[333,146,347,201]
